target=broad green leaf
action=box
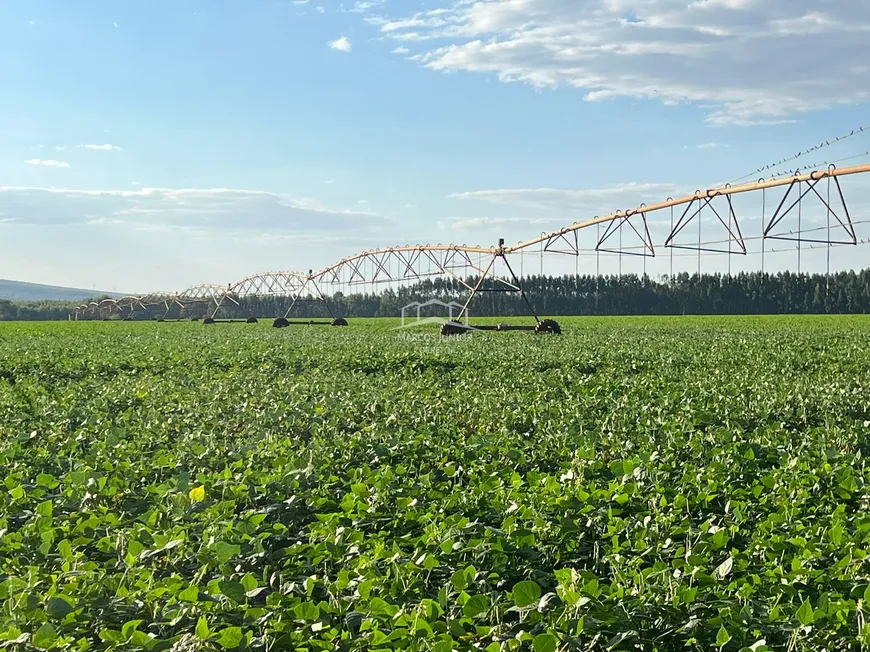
[45,595,75,619]
[99,630,125,643]
[462,594,489,618]
[796,598,815,626]
[36,473,58,488]
[216,627,244,649]
[196,617,210,640]
[131,631,152,647]
[213,541,241,564]
[433,636,455,652]
[240,573,258,592]
[178,586,199,603]
[122,620,143,639]
[512,580,543,608]
[716,625,731,647]
[533,633,558,652]
[57,540,73,561]
[32,624,57,650]
[219,581,247,604]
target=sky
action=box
[1,0,869,294]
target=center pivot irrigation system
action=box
[71,162,870,334]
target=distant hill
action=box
[0,279,126,302]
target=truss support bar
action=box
[506,163,870,254]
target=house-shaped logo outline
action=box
[398,298,469,328]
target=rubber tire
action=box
[534,319,561,335]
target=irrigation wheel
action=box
[534,319,561,335]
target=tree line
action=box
[3,269,870,321]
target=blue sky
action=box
[1,0,869,293]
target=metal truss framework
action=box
[209,270,337,320]
[70,163,870,326]
[311,243,537,326]
[504,163,869,257]
[71,272,338,322]
[72,285,228,320]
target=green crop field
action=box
[2,316,870,651]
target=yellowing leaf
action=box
[189,485,206,502]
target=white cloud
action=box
[83,144,121,151]
[352,0,384,12]
[358,199,369,204]
[326,179,336,184]
[373,1,870,124]
[392,46,411,55]
[328,36,352,52]
[404,203,415,208]
[449,183,676,211]
[697,142,721,149]
[131,181,141,186]
[0,186,387,235]
[447,216,562,230]
[55,145,66,151]
[25,159,70,168]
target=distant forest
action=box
[3,269,870,321]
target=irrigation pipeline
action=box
[71,161,870,322]
[504,163,870,254]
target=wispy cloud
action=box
[0,186,388,235]
[375,0,870,125]
[448,183,676,211]
[83,144,122,151]
[392,46,411,55]
[55,145,66,151]
[25,159,70,168]
[352,0,385,12]
[447,216,561,230]
[697,142,724,149]
[328,36,352,52]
